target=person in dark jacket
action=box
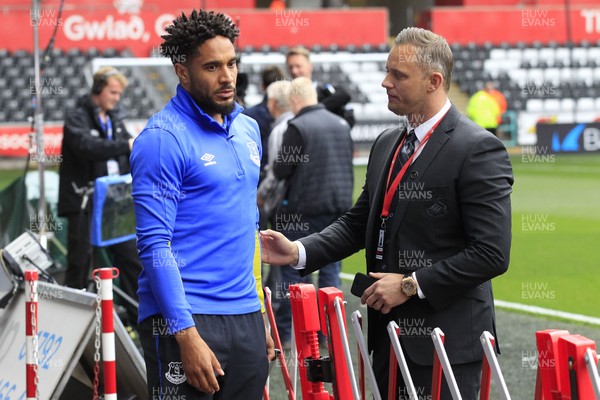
[243,65,285,175]
[272,77,354,346]
[58,66,141,325]
[286,46,355,127]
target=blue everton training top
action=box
[131,85,262,333]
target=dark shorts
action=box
[140,311,269,400]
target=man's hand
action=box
[263,313,276,361]
[128,138,134,150]
[259,229,299,266]
[361,273,410,314]
[175,327,224,394]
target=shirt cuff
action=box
[290,241,307,269]
[413,272,425,299]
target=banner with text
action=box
[2,7,387,56]
[537,122,600,153]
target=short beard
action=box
[192,94,236,117]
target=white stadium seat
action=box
[576,97,595,111]
[538,48,556,65]
[588,47,600,62]
[506,48,522,61]
[575,112,598,122]
[527,68,545,85]
[577,68,594,86]
[554,48,571,65]
[571,48,588,65]
[560,98,576,112]
[560,68,573,82]
[522,48,539,64]
[526,99,544,112]
[593,67,600,83]
[489,48,506,60]
[543,99,561,112]
[508,69,528,86]
[544,68,561,86]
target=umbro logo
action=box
[201,153,217,166]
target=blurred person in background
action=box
[257,80,293,291]
[243,65,285,176]
[466,82,503,136]
[58,66,140,326]
[271,77,353,347]
[286,46,355,127]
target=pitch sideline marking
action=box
[340,272,600,326]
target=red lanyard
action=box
[380,113,447,220]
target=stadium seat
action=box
[526,99,544,112]
[593,68,600,83]
[522,48,539,65]
[560,98,576,111]
[544,68,561,86]
[543,99,561,112]
[571,47,588,65]
[538,48,556,66]
[560,68,573,83]
[506,48,522,61]
[489,48,506,60]
[554,48,570,65]
[575,111,598,122]
[576,97,595,111]
[508,69,527,87]
[527,68,545,86]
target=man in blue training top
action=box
[130,10,274,399]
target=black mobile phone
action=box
[350,272,377,297]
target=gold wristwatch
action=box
[401,274,418,297]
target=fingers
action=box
[185,365,220,394]
[265,332,276,361]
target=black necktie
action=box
[392,129,417,178]
[400,129,417,166]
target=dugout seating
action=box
[0,48,160,123]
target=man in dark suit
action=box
[260,27,513,398]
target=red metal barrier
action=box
[558,334,597,399]
[289,284,330,400]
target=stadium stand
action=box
[0,48,161,123]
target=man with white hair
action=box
[271,77,354,347]
[257,80,293,219]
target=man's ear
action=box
[174,63,189,84]
[428,72,444,92]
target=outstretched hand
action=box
[259,229,299,266]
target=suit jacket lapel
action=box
[387,106,459,242]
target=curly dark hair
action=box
[160,9,240,64]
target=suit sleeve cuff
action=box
[290,241,306,269]
[413,272,425,299]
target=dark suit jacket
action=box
[299,104,513,366]
[58,95,132,216]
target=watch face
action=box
[402,278,417,296]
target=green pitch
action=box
[343,153,600,318]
